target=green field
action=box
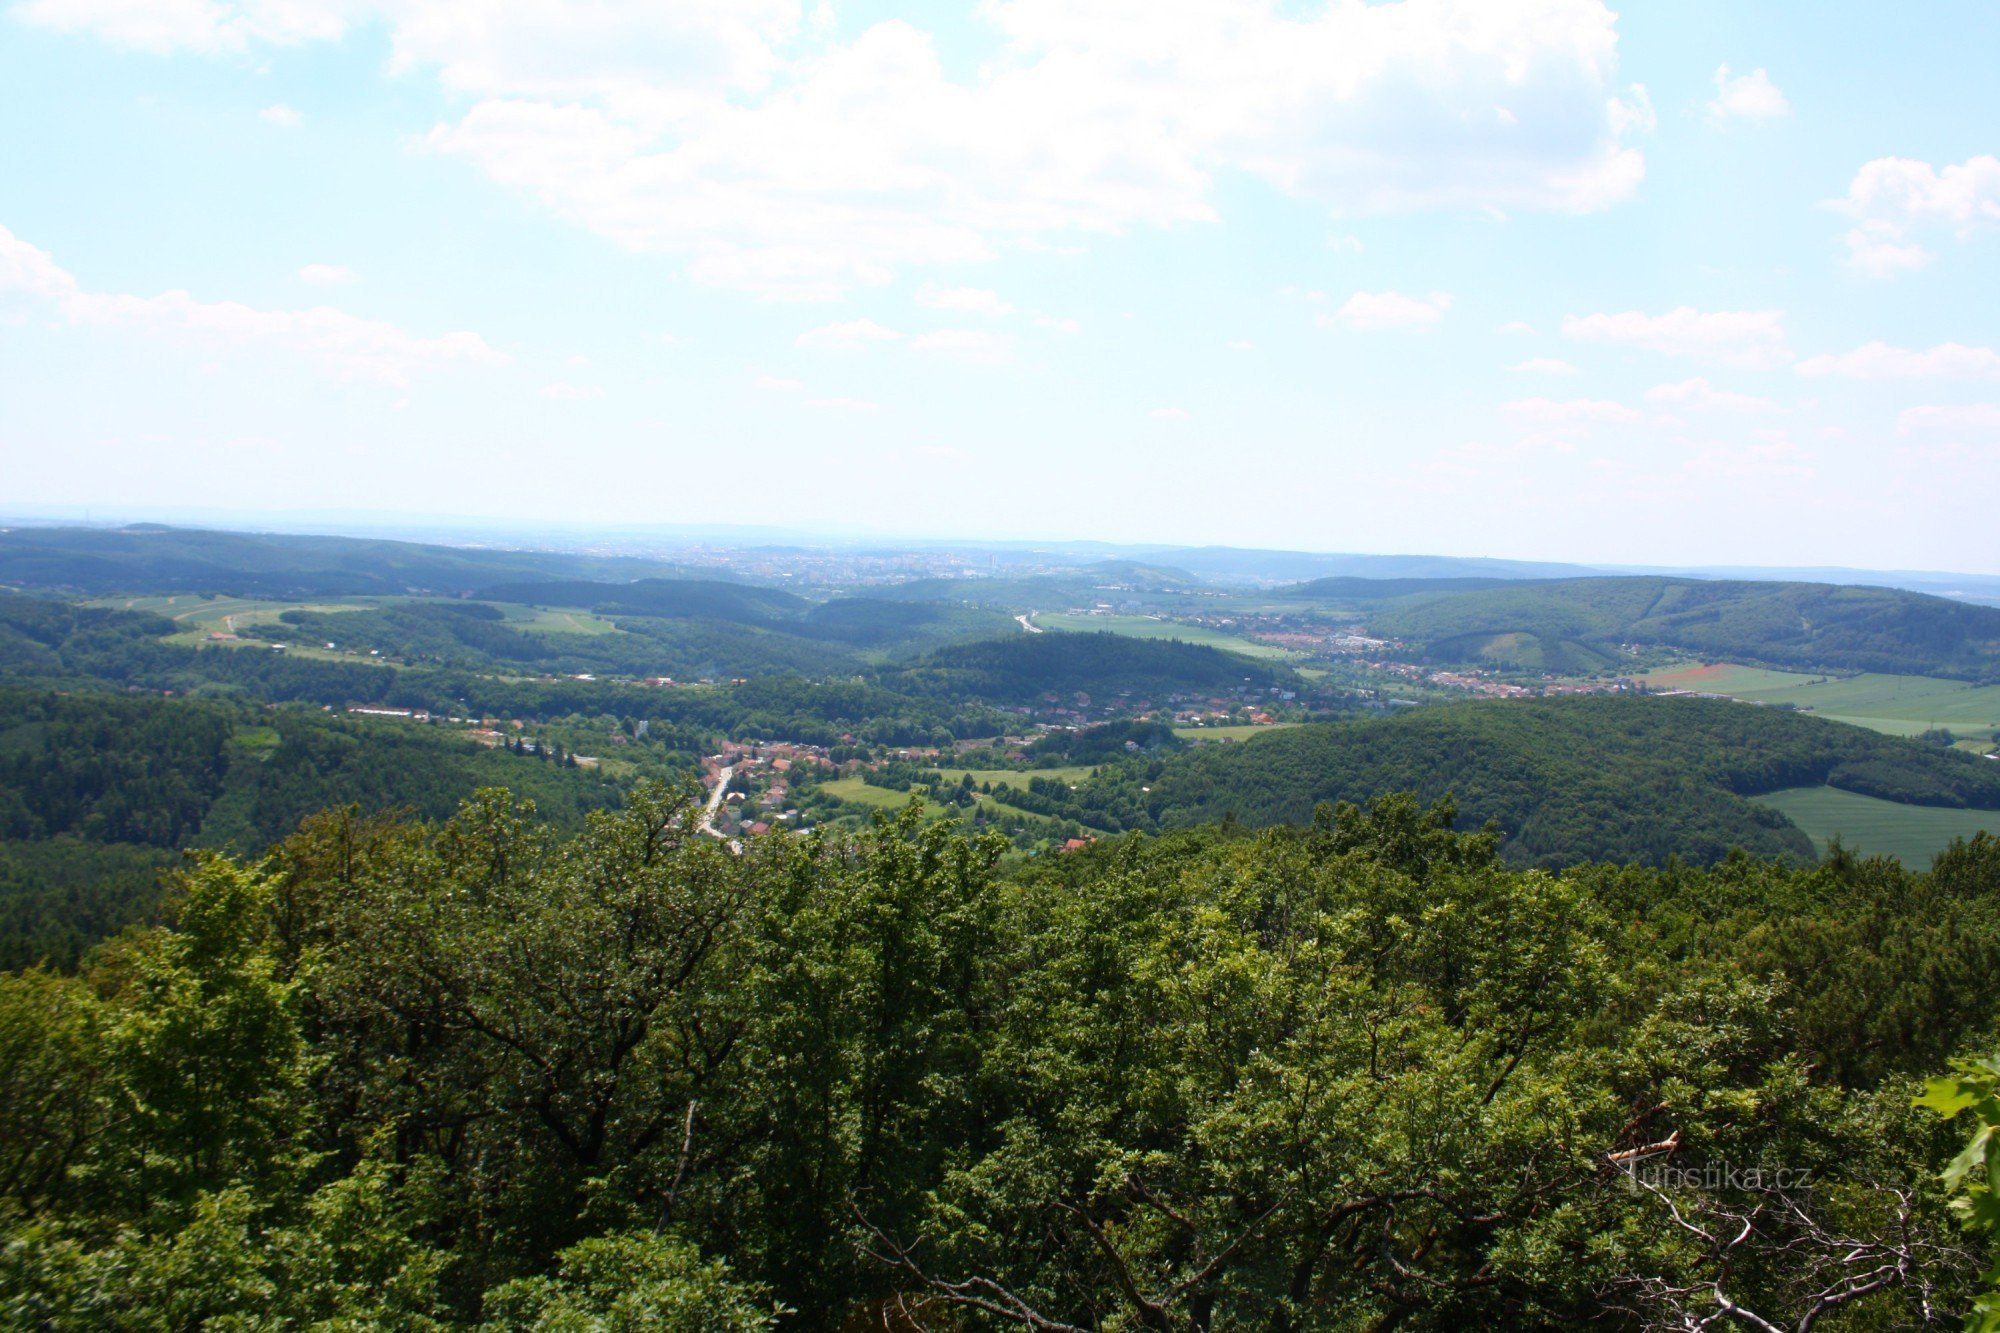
[1756,785,1999,868]
[1033,612,1301,662]
[1172,723,1300,742]
[103,594,367,645]
[489,603,623,636]
[818,776,920,811]
[819,768,1111,834]
[1639,662,2000,738]
[942,765,1097,787]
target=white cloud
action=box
[1035,315,1081,335]
[1838,155,2000,230]
[1842,227,1932,278]
[1561,306,1788,367]
[807,396,877,411]
[1326,233,1364,254]
[539,381,603,400]
[1331,290,1451,331]
[1898,403,2000,435]
[1795,341,2000,380]
[1832,155,2000,276]
[916,284,1014,316]
[909,327,1012,364]
[1512,357,1578,374]
[754,372,803,392]
[1707,65,1789,123]
[1643,377,1775,411]
[259,103,303,128]
[27,0,1651,299]
[1497,319,1534,335]
[1150,406,1190,420]
[0,223,500,384]
[1502,396,1640,427]
[795,318,902,350]
[1225,338,1253,351]
[298,263,356,286]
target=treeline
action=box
[999,695,2000,866]
[2,788,1995,1326]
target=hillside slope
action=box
[1052,695,2000,866]
[1335,576,2000,680]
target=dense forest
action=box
[0,688,648,968]
[1332,576,2000,680]
[2,787,1996,1327]
[877,632,1307,705]
[983,696,2000,865]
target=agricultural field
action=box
[1033,612,1302,662]
[486,602,623,636]
[1638,662,2000,738]
[940,765,1099,788]
[103,594,368,646]
[1756,784,2000,868]
[1173,723,1301,742]
[816,776,918,811]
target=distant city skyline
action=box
[4,2,1998,571]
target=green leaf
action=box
[1916,1075,1981,1119]
[1943,1125,1995,1193]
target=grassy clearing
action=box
[943,766,1097,787]
[1756,785,2000,869]
[1638,662,2000,738]
[1033,612,1301,662]
[819,777,927,811]
[1173,723,1300,742]
[486,603,623,636]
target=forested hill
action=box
[1062,695,2000,866]
[0,524,710,597]
[1305,575,2000,680]
[878,631,1306,705]
[0,687,638,968]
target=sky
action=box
[2,1,1998,572]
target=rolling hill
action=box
[1302,575,2000,681]
[0,524,728,598]
[1047,695,2000,867]
[879,631,1306,706]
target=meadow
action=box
[1172,722,1301,742]
[1033,611,1303,661]
[1756,784,2000,868]
[1640,662,2000,738]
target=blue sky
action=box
[3,1,1998,571]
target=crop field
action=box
[1756,785,1999,868]
[1033,612,1301,662]
[104,594,367,644]
[1639,662,2000,738]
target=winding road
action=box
[697,764,742,854]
